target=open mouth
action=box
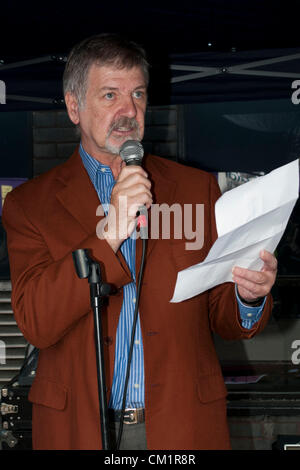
[109,125,140,141]
[113,127,134,133]
[109,117,139,136]
[110,129,137,141]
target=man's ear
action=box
[64,92,80,125]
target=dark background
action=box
[1,0,300,174]
[0,0,299,109]
[1,1,299,61]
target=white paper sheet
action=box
[170,159,299,303]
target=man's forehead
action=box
[87,63,147,87]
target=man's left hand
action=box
[232,250,277,303]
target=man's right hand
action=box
[102,165,152,252]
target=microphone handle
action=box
[125,158,143,166]
[125,159,148,240]
[137,206,148,240]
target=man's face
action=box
[66,63,147,160]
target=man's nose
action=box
[119,95,137,118]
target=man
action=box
[2,34,277,450]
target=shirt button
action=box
[134,384,139,389]
[132,298,136,303]
[100,167,106,172]
[135,340,140,345]
[247,313,253,317]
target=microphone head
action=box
[119,140,144,165]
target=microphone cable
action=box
[115,235,147,450]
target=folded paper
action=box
[171,159,299,303]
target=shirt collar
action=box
[79,142,113,187]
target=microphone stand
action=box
[72,248,111,450]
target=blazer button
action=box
[104,336,113,346]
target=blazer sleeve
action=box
[2,191,132,349]
[207,173,273,340]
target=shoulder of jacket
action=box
[146,154,216,186]
[5,160,69,216]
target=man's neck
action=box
[81,143,124,179]
[98,154,124,180]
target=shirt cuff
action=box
[235,284,266,329]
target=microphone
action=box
[120,140,148,239]
[119,139,144,166]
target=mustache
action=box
[108,116,139,135]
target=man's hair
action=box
[63,33,149,107]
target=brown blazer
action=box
[2,150,272,450]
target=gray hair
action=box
[63,33,150,108]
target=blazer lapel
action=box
[135,154,177,279]
[55,150,102,239]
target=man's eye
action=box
[133,91,143,99]
[105,92,114,100]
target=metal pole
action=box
[72,249,111,450]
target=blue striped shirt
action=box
[79,143,265,409]
[79,144,144,409]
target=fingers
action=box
[233,270,270,299]
[104,166,153,249]
[260,249,278,272]
[233,251,277,301]
[114,166,152,204]
[232,266,265,285]
[233,269,269,298]
[117,165,149,185]
[232,252,277,281]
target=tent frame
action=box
[171,51,300,83]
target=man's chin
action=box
[105,143,120,155]
[106,134,141,155]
